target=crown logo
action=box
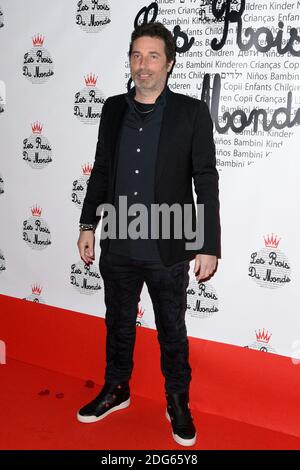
[31,122,43,134]
[82,163,93,176]
[85,73,98,86]
[31,205,42,217]
[264,234,281,249]
[31,283,42,295]
[32,34,44,47]
[255,328,272,343]
[137,304,145,319]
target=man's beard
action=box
[133,72,159,92]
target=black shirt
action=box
[108,87,167,261]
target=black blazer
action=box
[80,87,221,266]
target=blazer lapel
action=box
[109,95,127,159]
[109,96,127,192]
[155,90,179,186]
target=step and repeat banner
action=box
[0,0,300,360]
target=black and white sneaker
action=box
[77,381,130,423]
[166,391,197,446]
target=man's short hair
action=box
[129,22,176,64]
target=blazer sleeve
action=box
[79,98,110,225]
[191,100,221,258]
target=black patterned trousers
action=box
[99,251,192,394]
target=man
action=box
[77,22,220,447]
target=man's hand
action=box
[77,230,95,265]
[193,254,217,282]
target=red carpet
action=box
[1,358,300,450]
[1,294,300,449]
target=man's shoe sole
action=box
[166,410,197,447]
[77,398,131,423]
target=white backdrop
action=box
[0,0,299,360]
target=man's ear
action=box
[167,60,174,73]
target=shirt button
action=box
[137,148,141,153]
[139,128,143,132]
[135,169,139,174]
[134,191,138,196]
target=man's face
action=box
[130,36,174,94]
